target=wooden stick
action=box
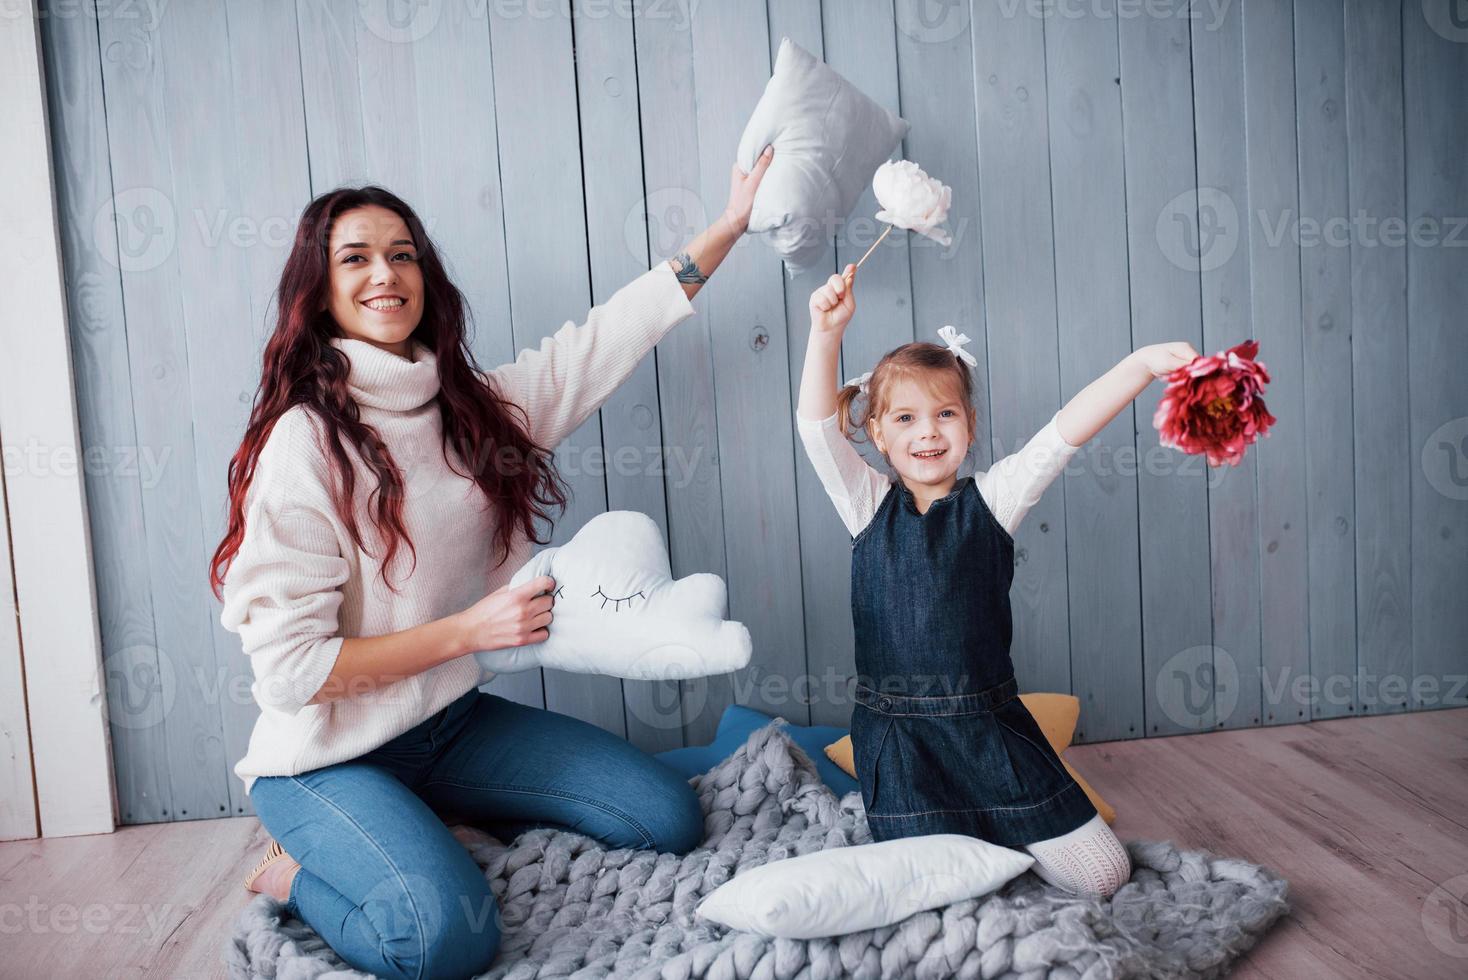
[853,222,895,271]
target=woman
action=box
[213,146,773,979]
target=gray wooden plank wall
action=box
[35,0,1466,825]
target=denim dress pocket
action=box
[990,695,1071,790]
[852,708,895,816]
[884,706,1040,811]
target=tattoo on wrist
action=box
[671,251,708,285]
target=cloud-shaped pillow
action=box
[474,511,753,682]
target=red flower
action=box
[1153,339,1277,467]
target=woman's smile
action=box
[321,204,427,356]
[361,294,406,313]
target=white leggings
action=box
[1021,813,1131,897]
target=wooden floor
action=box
[2,708,1465,978]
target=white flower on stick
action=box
[853,160,954,273]
[873,160,953,245]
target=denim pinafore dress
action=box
[849,476,1097,848]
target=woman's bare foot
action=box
[247,852,301,903]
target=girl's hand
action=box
[810,264,857,336]
[1133,342,1199,380]
[723,145,774,235]
[458,576,555,652]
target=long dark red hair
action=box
[209,186,568,599]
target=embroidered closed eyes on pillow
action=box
[736,37,910,274]
[473,511,753,683]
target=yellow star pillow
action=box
[824,692,1116,825]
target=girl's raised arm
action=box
[1054,342,1198,446]
[794,266,888,538]
[797,265,856,421]
[980,342,1199,536]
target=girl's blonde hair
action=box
[836,342,979,444]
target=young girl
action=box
[798,265,1198,898]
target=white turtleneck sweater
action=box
[221,263,695,794]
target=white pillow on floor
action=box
[695,834,1034,940]
[736,37,909,274]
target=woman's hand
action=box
[662,147,774,300]
[1133,342,1200,380]
[313,577,554,705]
[809,265,857,336]
[723,145,774,235]
[457,575,556,652]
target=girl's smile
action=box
[868,377,975,510]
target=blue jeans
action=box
[249,689,704,980]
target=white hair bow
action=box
[937,325,978,367]
[844,371,872,394]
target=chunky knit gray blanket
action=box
[224,719,1290,979]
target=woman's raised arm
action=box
[666,145,774,300]
[486,148,774,450]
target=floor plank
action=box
[0,709,1463,977]
[0,818,266,978]
[1069,708,1468,979]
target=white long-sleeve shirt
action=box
[794,409,1082,539]
[221,263,694,793]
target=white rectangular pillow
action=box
[736,37,909,274]
[694,834,1034,940]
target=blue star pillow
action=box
[656,704,859,796]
